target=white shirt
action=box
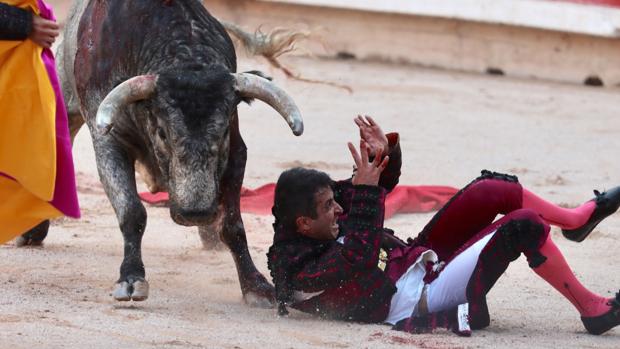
[384,249,438,325]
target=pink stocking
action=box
[522,188,595,230]
[533,236,610,317]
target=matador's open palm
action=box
[354,115,388,158]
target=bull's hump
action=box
[75,0,236,112]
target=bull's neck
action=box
[114,0,237,74]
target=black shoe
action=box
[15,220,50,247]
[581,292,620,335]
[562,186,620,242]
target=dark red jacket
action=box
[291,183,396,322]
[271,133,429,322]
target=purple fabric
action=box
[38,0,80,218]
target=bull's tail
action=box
[221,21,310,58]
[221,21,352,93]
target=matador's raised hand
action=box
[348,141,389,186]
[354,115,388,158]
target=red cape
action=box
[139,184,458,219]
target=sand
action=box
[1,2,620,348]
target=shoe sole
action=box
[562,217,604,242]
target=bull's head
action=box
[94,65,303,226]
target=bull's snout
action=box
[168,167,221,227]
[170,205,220,226]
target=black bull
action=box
[56,0,303,306]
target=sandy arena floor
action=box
[2,3,620,348]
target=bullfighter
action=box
[268,115,620,336]
[0,0,80,246]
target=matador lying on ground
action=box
[267,115,620,336]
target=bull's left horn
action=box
[96,75,159,134]
[232,73,304,136]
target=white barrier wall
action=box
[263,0,620,38]
[203,0,620,87]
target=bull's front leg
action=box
[92,135,149,302]
[219,123,274,308]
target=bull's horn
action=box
[232,73,304,136]
[96,75,159,134]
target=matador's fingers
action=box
[372,148,384,167]
[379,155,389,171]
[347,142,362,167]
[360,141,369,164]
[364,115,377,126]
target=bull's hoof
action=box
[242,272,275,308]
[243,291,275,308]
[113,279,149,301]
[130,280,149,301]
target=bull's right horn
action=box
[96,75,158,134]
[233,73,304,136]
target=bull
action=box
[56,0,303,305]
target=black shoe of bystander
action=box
[15,220,50,247]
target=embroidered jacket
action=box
[291,183,396,322]
[0,3,33,41]
[269,133,424,323]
